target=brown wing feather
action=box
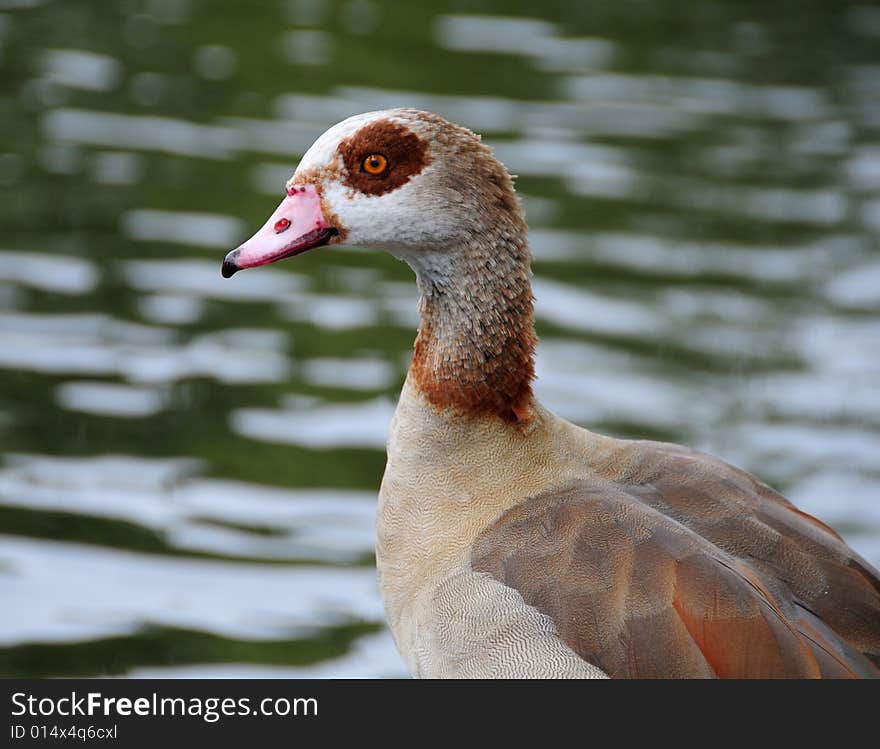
[471,442,880,678]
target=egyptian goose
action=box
[222,109,880,678]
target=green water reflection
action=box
[1,0,879,677]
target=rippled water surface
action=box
[1,0,879,677]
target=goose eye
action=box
[361,153,389,175]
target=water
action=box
[1,0,879,677]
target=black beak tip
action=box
[221,249,241,278]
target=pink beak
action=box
[222,184,337,278]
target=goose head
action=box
[221,109,524,280]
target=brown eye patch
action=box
[339,119,432,196]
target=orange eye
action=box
[362,153,388,175]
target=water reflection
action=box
[231,396,395,449]
[121,210,244,248]
[434,14,617,72]
[0,454,377,563]
[40,49,123,92]
[0,251,99,294]
[0,0,878,678]
[42,109,242,158]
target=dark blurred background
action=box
[0,0,878,677]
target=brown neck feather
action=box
[409,227,536,424]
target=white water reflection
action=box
[121,210,244,248]
[536,338,711,429]
[791,471,880,563]
[122,259,307,302]
[745,371,880,424]
[848,146,880,189]
[56,381,169,417]
[136,293,204,324]
[0,455,376,563]
[667,179,847,225]
[795,316,880,376]
[299,357,396,391]
[220,117,324,156]
[488,139,629,180]
[0,251,98,294]
[275,86,707,141]
[433,14,617,73]
[0,536,383,644]
[41,49,122,92]
[564,74,833,121]
[862,197,880,233]
[2,453,197,492]
[232,396,394,449]
[531,229,858,284]
[276,88,526,134]
[827,260,880,307]
[565,171,849,225]
[533,277,663,337]
[42,109,241,159]
[4,0,880,680]
[279,294,380,329]
[434,15,556,54]
[0,312,290,383]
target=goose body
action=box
[223,109,880,678]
